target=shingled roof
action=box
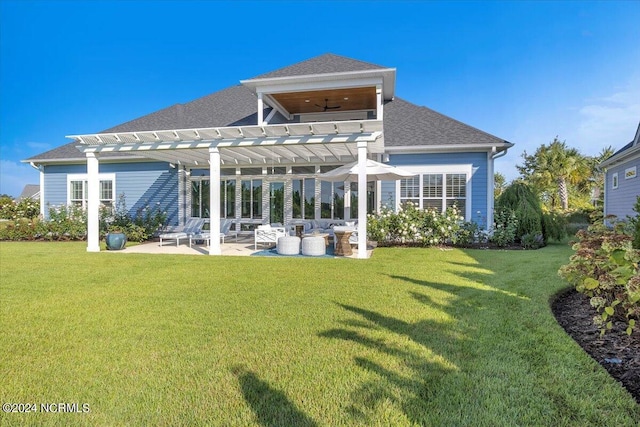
[384,97,506,146]
[26,54,509,163]
[249,53,388,80]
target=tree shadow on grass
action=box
[233,366,317,427]
[317,267,533,424]
[318,302,459,425]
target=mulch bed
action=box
[552,289,640,403]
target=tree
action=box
[494,172,507,200]
[517,137,592,210]
[589,146,615,208]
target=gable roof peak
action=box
[248,53,390,80]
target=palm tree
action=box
[518,138,591,210]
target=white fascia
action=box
[600,146,640,169]
[386,143,513,154]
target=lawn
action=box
[0,241,638,426]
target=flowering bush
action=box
[45,204,88,240]
[0,203,86,241]
[0,193,166,243]
[0,197,40,220]
[489,208,518,247]
[367,202,465,246]
[558,220,639,335]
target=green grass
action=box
[0,241,638,426]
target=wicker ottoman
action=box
[302,236,326,256]
[277,236,300,255]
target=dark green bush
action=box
[496,183,543,242]
[565,210,592,224]
[542,211,567,242]
[631,196,640,250]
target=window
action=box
[399,171,469,218]
[320,181,344,219]
[446,173,466,212]
[191,179,210,218]
[67,174,115,209]
[612,172,619,189]
[292,178,315,219]
[222,179,236,218]
[241,179,262,219]
[190,178,236,219]
[625,166,636,180]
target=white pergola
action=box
[69,120,384,258]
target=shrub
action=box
[0,218,41,241]
[542,211,567,242]
[101,194,167,242]
[521,233,544,249]
[490,208,518,247]
[455,221,488,246]
[45,204,87,240]
[496,183,544,243]
[629,196,640,250]
[558,221,639,335]
[366,203,465,247]
[0,197,40,220]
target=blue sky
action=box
[1,0,639,197]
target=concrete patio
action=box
[108,236,371,258]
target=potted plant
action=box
[105,226,127,250]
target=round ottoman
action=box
[277,236,300,255]
[302,236,326,256]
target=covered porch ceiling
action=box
[68,120,384,167]
[270,87,377,115]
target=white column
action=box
[209,148,222,255]
[86,152,100,252]
[257,92,264,125]
[376,85,383,120]
[357,141,368,259]
[38,165,45,218]
[487,151,494,230]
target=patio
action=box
[112,235,373,258]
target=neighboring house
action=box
[601,122,640,221]
[23,53,513,256]
[18,184,40,201]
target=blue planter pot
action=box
[105,232,127,250]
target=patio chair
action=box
[220,219,238,243]
[159,218,204,247]
[254,224,288,250]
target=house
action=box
[23,53,513,257]
[600,122,640,221]
[18,184,40,201]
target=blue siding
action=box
[605,158,640,220]
[386,152,489,227]
[43,162,180,225]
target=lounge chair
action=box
[159,218,205,246]
[220,219,238,243]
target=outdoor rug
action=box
[251,245,336,258]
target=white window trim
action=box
[67,173,116,206]
[624,166,637,180]
[395,165,473,220]
[612,172,619,189]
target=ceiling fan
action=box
[315,98,341,112]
